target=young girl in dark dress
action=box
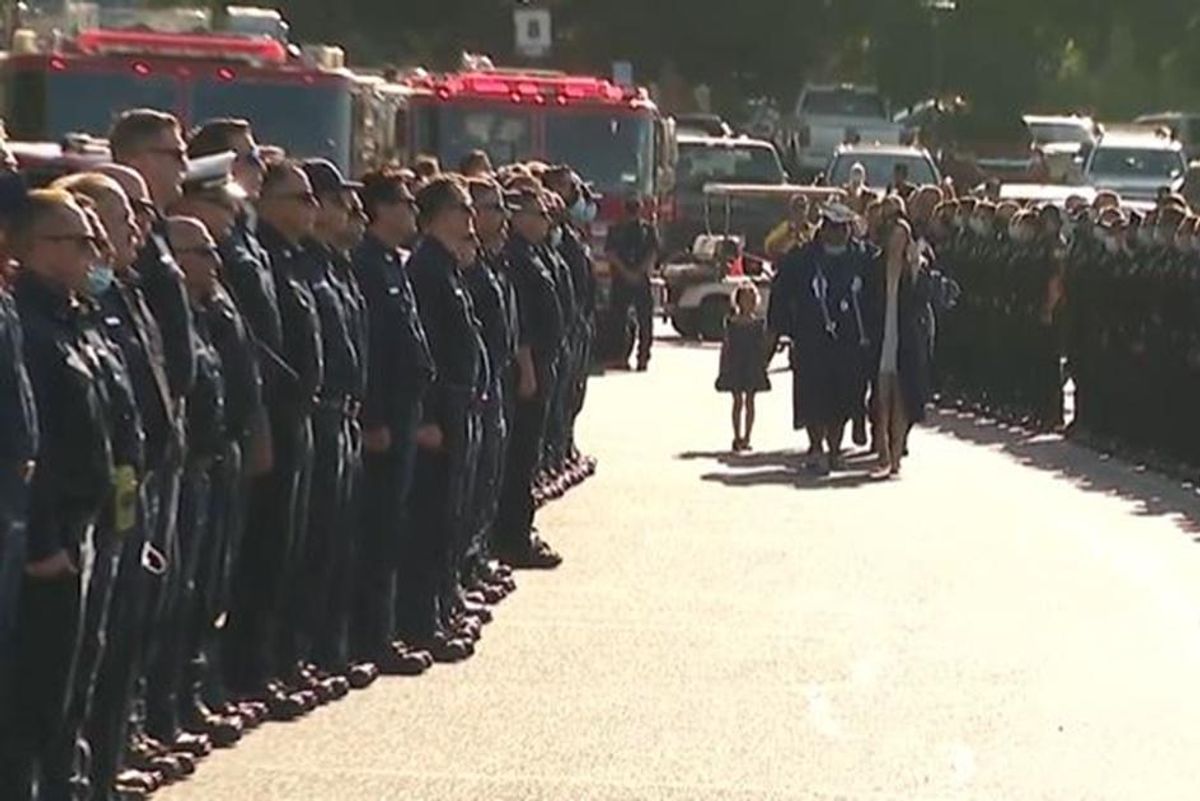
[716,283,771,451]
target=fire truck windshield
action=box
[4,66,354,172]
[190,78,353,169]
[413,105,535,170]
[7,70,177,140]
[412,103,654,197]
[545,111,654,198]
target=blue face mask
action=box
[570,195,598,226]
[85,263,115,296]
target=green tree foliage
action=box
[264,0,1200,120]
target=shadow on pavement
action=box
[678,448,879,490]
[925,407,1200,537]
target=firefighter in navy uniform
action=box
[58,169,192,797]
[232,162,323,720]
[0,189,38,790]
[352,171,439,674]
[604,194,658,371]
[296,158,378,688]
[165,210,264,759]
[463,178,521,603]
[167,155,269,741]
[1,191,114,801]
[496,189,564,570]
[107,111,208,771]
[0,266,36,750]
[537,195,578,490]
[186,119,282,529]
[546,170,599,478]
[407,177,489,662]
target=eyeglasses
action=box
[132,199,156,218]
[235,147,266,171]
[268,190,318,206]
[176,245,221,260]
[148,147,187,165]
[40,233,102,251]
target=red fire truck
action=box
[1,7,356,171]
[374,63,677,231]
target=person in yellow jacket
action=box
[764,194,814,261]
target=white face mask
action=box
[1103,235,1122,255]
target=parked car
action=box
[665,133,787,256]
[1083,129,1186,201]
[1134,112,1200,161]
[674,113,733,138]
[1022,114,1100,183]
[824,143,941,190]
[779,84,903,177]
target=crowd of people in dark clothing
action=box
[933,188,1200,470]
[0,108,601,800]
[767,165,1200,479]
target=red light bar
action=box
[75,29,287,64]
[431,70,640,106]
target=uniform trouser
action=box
[444,401,481,625]
[318,417,361,673]
[465,379,507,580]
[496,390,549,554]
[566,325,593,456]
[303,408,351,673]
[138,462,182,743]
[61,520,126,800]
[608,281,653,366]
[360,406,419,653]
[0,519,95,801]
[543,345,574,471]
[406,395,477,638]
[0,470,30,729]
[187,442,243,715]
[146,461,211,743]
[226,409,311,693]
[86,504,152,801]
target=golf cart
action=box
[661,183,845,340]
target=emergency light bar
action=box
[74,29,288,64]
[430,71,644,105]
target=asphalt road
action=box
[158,335,1200,800]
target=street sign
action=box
[514,7,552,59]
[612,60,633,87]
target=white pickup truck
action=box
[780,84,904,176]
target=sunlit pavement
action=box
[159,335,1200,800]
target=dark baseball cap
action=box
[301,158,362,195]
[360,171,415,206]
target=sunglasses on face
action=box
[269,190,318,206]
[177,245,221,261]
[235,147,266,171]
[40,233,103,251]
[148,147,188,165]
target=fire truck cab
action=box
[381,60,677,226]
[1,5,356,171]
